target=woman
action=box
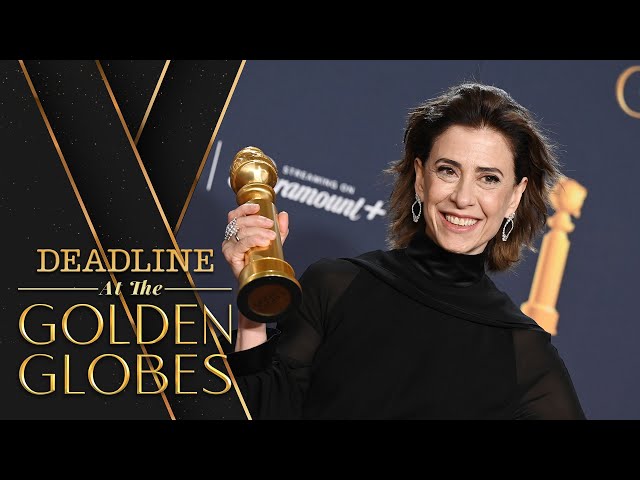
[221,82,586,419]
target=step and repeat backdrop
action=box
[178,60,640,420]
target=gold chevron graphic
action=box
[96,60,252,420]
[100,60,245,236]
[19,60,176,420]
[174,60,246,234]
[135,60,171,144]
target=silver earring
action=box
[411,193,422,223]
[502,212,516,241]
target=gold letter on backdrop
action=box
[521,177,587,335]
[616,66,640,119]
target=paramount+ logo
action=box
[616,66,640,119]
[275,165,387,222]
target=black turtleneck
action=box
[405,227,487,287]
[226,230,585,419]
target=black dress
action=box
[227,229,586,420]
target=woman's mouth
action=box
[440,211,481,232]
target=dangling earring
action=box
[411,193,422,223]
[502,212,516,241]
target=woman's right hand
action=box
[221,202,290,279]
[222,202,290,353]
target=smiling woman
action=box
[220,82,584,420]
[415,126,528,256]
[389,83,560,271]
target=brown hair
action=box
[385,82,562,272]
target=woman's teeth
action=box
[445,214,478,226]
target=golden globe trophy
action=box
[230,147,302,323]
[521,177,587,335]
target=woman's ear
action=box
[414,158,425,199]
[508,177,528,213]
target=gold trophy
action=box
[230,146,302,323]
[521,177,587,335]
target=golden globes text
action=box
[18,247,234,396]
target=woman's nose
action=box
[450,177,476,208]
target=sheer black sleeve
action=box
[512,329,586,420]
[225,258,360,419]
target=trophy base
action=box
[521,301,559,335]
[237,257,302,323]
[238,275,302,323]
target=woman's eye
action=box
[437,166,455,175]
[483,175,500,184]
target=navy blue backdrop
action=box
[178,60,640,420]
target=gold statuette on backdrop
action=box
[230,147,302,323]
[521,177,588,335]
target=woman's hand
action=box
[221,202,289,279]
[221,202,290,352]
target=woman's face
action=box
[414,125,528,255]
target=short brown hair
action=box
[385,82,562,272]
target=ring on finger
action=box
[224,217,239,242]
[235,232,240,242]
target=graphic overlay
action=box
[6,60,249,419]
[96,59,251,419]
[175,61,246,234]
[134,60,171,145]
[19,61,176,418]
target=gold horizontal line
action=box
[18,287,99,291]
[164,287,232,291]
